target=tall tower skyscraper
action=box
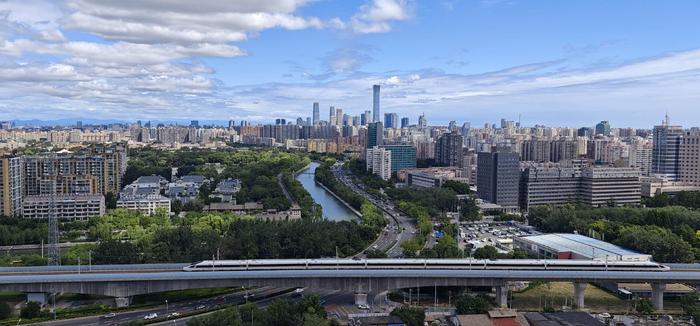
[312,102,320,125]
[372,85,380,124]
[329,106,336,126]
[418,113,427,129]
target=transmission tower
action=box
[46,153,60,266]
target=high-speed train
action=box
[183,259,670,272]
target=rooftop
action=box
[518,233,645,259]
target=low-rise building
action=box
[210,178,241,203]
[514,233,651,262]
[117,194,171,216]
[22,194,105,221]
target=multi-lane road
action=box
[331,164,416,258]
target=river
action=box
[295,162,357,221]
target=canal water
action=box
[295,162,357,221]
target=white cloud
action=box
[350,0,411,33]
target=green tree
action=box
[442,180,471,195]
[92,240,140,264]
[0,301,11,320]
[636,298,654,315]
[187,306,241,326]
[473,246,499,259]
[20,301,41,319]
[390,305,425,326]
[104,192,118,210]
[455,294,492,314]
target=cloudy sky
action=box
[1,0,699,127]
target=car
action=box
[169,312,181,318]
[372,244,379,249]
[195,305,206,310]
[102,313,117,319]
[357,304,370,310]
[144,313,158,320]
[244,293,255,299]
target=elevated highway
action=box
[1,259,698,310]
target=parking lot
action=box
[456,221,536,253]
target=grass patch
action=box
[131,287,243,305]
[510,282,682,314]
[0,292,23,301]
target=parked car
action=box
[102,313,117,319]
[144,313,158,320]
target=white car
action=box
[357,304,370,310]
[144,313,158,320]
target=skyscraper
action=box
[434,132,463,167]
[372,85,380,124]
[595,121,611,136]
[366,122,384,148]
[652,114,684,180]
[329,106,336,126]
[384,113,398,129]
[401,117,409,128]
[477,148,520,210]
[418,114,427,129]
[228,120,235,129]
[364,110,372,124]
[312,102,320,125]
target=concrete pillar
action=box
[651,283,666,311]
[573,282,587,310]
[115,297,132,308]
[354,293,368,306]
[495,286,508,308]
[26,293,49,305]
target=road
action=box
[331,164,416,258]
[32,287,288,326]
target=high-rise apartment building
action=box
[679,130,700,186]
[628,139,653,176]
[372,85,380,124]
[477,149,520,210]
[418,114,427,129]
[366,146,391,181]
[312,102,320,125]
[652,115,684,180]
[366,122,384,148]
[0,156,23,217]
[435,132,463,167]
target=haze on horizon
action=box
[0,0,699,128]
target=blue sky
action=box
[1,0,700,127]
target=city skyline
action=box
[1,1,700,127]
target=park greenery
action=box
[125,148,311,211]
[454,294,494,314]
[389,305,425,326]
[186,294,332,326]
[528,204,700,262]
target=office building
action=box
[477,149,520,210]
[514,233,650,261]
[418,114,427,129]
[312,102,320,125]
[22,194,105,221]
[401,117,409,128]
[190,120,199,128]
[0,156,23,217]
[366,146,391,181]
[379,145,417,173]
[679,130,700,186]
[595,121,610,136]
[372,85,380,123]
[366,122,384,148]
[117,194,171,216]
[329,106,336,126]
[435,132,463,167]
[384,113,398,129]
[652,114,684,180]
[520,166,582,210]
[580,167,641,207]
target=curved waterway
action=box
[295,162,357,221]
